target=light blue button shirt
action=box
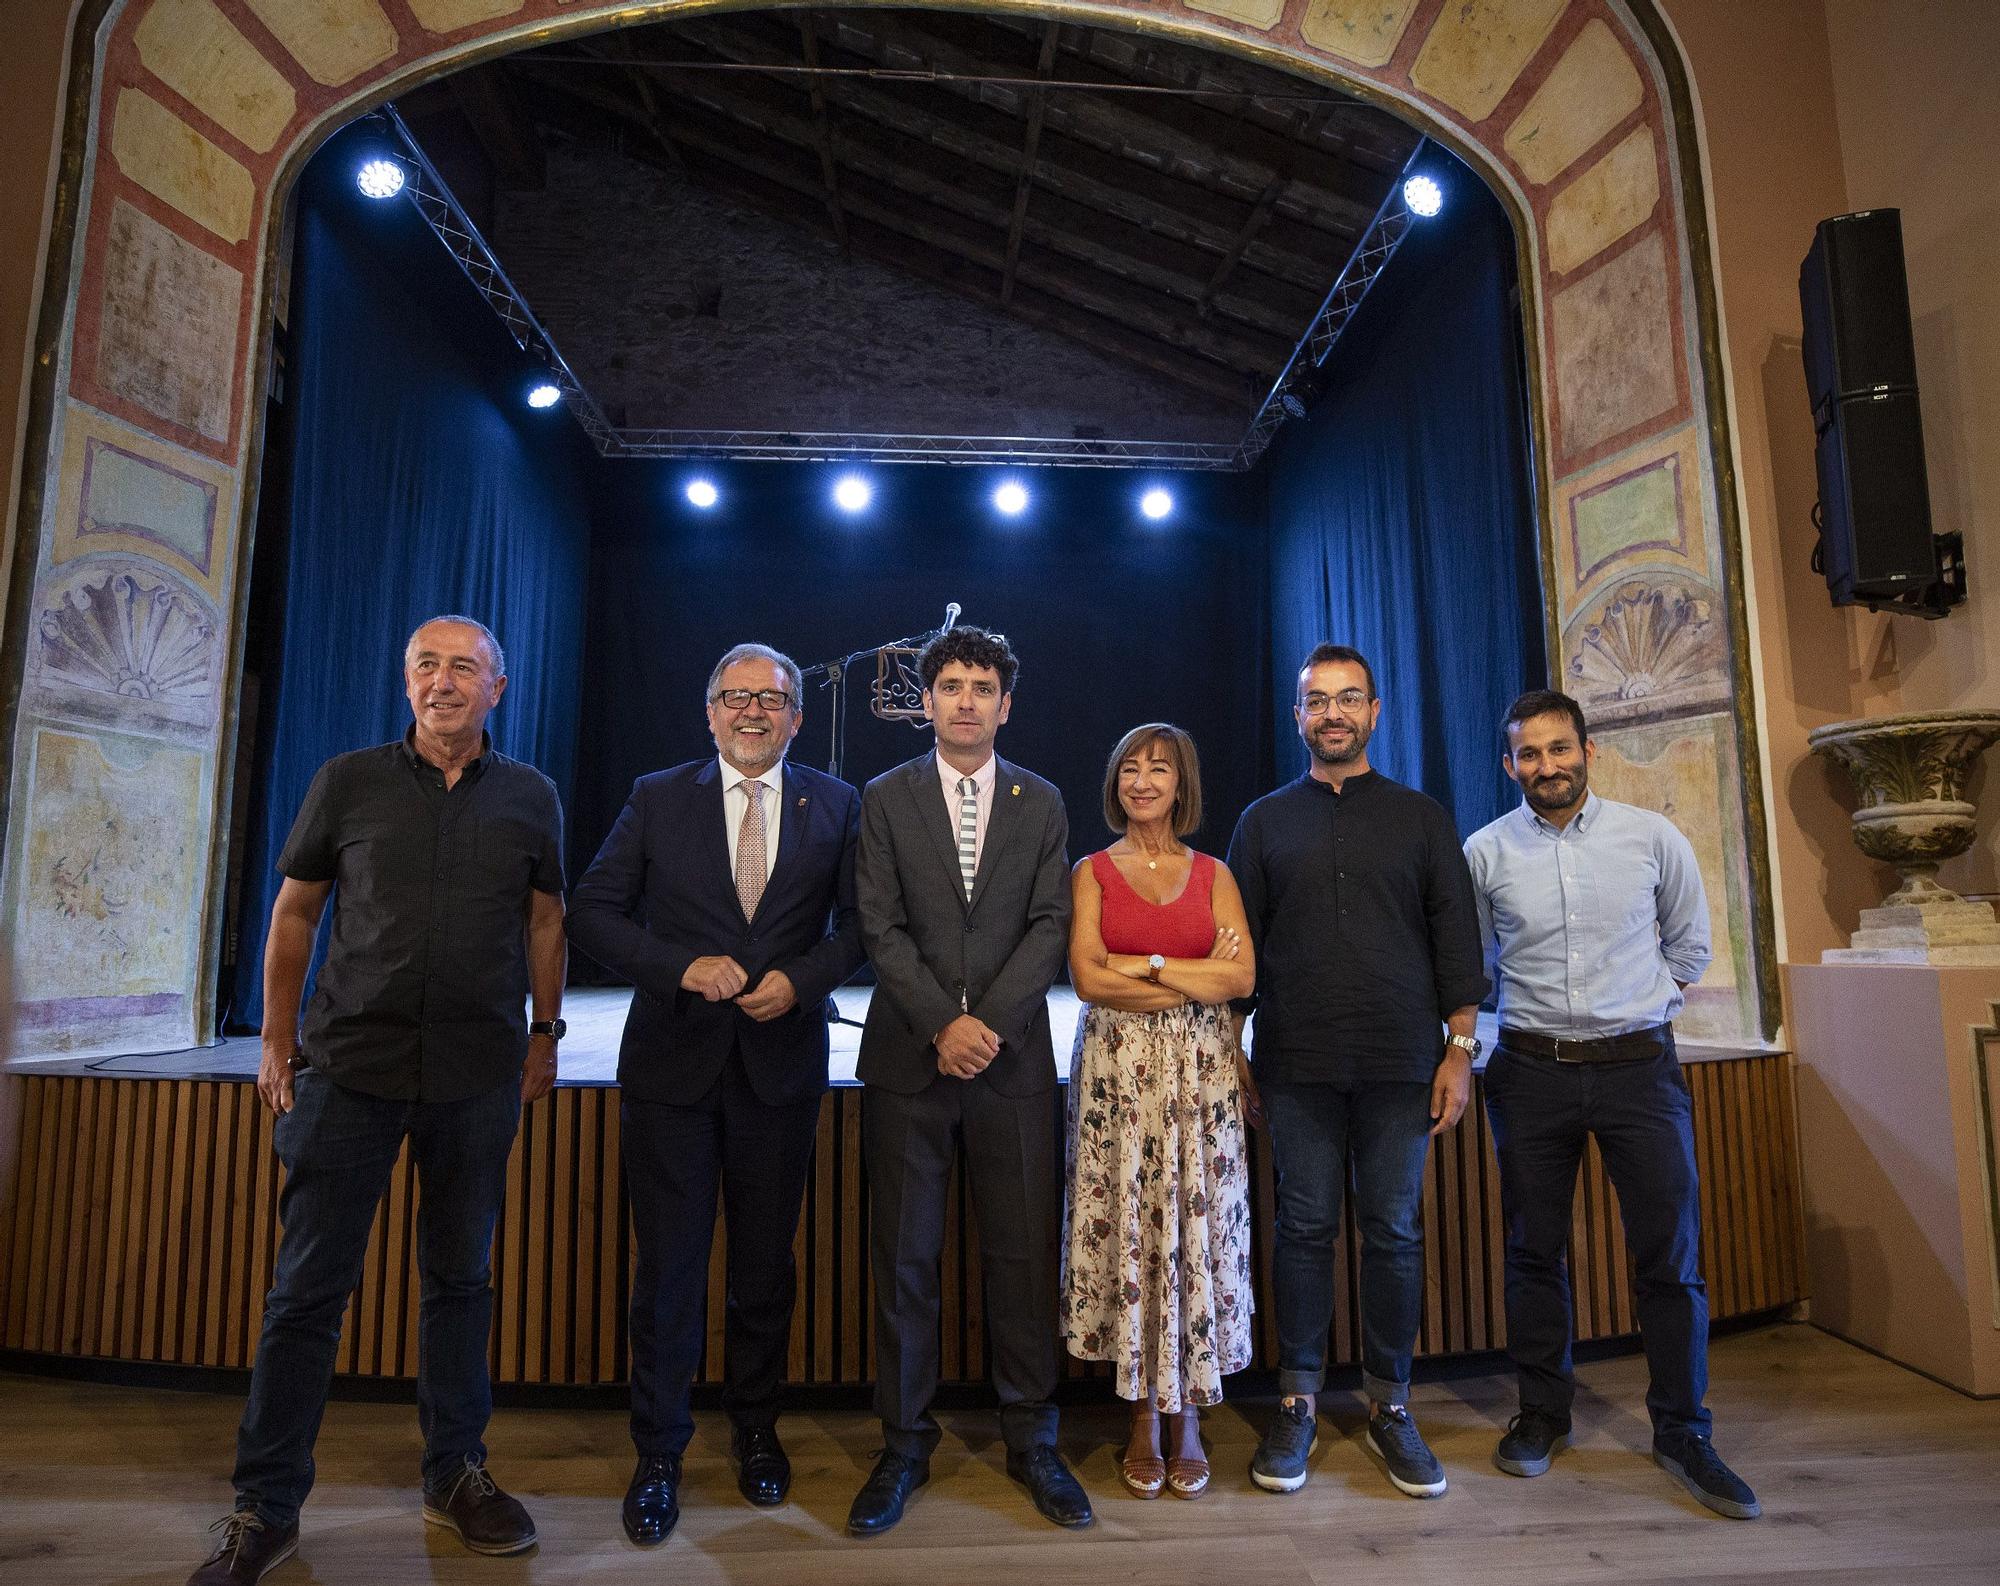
[1462,791,1711,1037]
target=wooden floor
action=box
[2,1324,1996,1585]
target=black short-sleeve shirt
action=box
[278,730,565,1102]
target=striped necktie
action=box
[956,776,978,900]
[736,780,767,920]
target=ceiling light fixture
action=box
[1140,488,1174,521]
[1402,173,1443,218]
[833,474,873,513]
[993,480,1029,516]
[526,382,562,409]
[685,478,719,509]
[356,157,405,199]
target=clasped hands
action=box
[681,956,798,1021]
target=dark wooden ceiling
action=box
[402,5,1421,425]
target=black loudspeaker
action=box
[1797,209,1961,614]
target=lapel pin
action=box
[797,796,807,809]
[1011,784,1021,797]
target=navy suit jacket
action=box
[567,758,865,1107]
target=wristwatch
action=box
[1147,954,1166,983]
[1445,1032,1482,1060]
[529,1018,567,1040]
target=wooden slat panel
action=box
[0,1060,1806,1385]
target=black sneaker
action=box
[1493,1408,1571,1477]
[1366,1404,1446,1498]
[185,1511,298,1585]
[1249,1397,1318,1493]
[1653,1431,1760,1519]
[422,1455,539,1554]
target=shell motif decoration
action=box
[1567,580,1722,705]
[39,570,217,711]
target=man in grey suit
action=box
[846,625,1090,1536]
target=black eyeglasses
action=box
[713,688,793,711]
[1300,689,1373,716]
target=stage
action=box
[0,989,1801,1394]
[5,1325,1998,1585]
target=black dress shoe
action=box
[622,1453,682,1546]
[1006,1445,1094,1528]
[847,1450,930,1536]
[734,1423,791,1507]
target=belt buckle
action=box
[1551,1038,1586,1064]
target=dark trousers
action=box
[1483,1040,1711,1439]
[622,1056,821,1458]
[1260,1077,1434,1404]
[864,1076,1061,1460]
[233,1069,521,1526]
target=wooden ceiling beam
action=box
[795,10,851,255]
[1001,21,1060,306]
[444,67,545,192]
[624,23,1343,290]
[511,56,1320,339]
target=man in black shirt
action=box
[188,616,566,1586]
[1226,644,1488,1502]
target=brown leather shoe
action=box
[185,1510,298,1584]
[422,1456,538,1555]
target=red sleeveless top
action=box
[1090,849,1218,959]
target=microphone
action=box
[941,601,961,633]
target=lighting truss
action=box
[377,107,1427,473]
[1232,139,1431,470]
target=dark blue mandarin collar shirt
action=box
[278,729,565,1103]
[1226,769,1490,1085]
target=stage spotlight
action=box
[993,480,1029,516]
[833,474,873,513]
[356,157,405,200]
[526,382,562,409]
[1140,488,1173,521]
[1403,173,1443,218]
[685,478,719,509]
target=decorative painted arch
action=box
[0,0,1778,1056]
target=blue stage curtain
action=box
[226,129,593,1031]
[1264,166,1545,839]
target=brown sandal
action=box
[1167,1410,1210,1498]
[1121,1409,1166,1498]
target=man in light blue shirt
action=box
[1464,688,1759,1521]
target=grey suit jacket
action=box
[856,752,1072,1097]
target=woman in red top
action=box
[1061,723,1258,1499]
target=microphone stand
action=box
[800,603,961,780]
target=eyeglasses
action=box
[1300,689,1372,716]
[713,688,793,712]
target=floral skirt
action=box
[1059,1001,1254,1410]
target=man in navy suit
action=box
[569,643,864,1547]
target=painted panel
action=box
[1502,17,1642,185]
[94,201,241,444]
[1546,124,1659,275]
[1552,424,1709,609]
[110,89,256,245]
[1410,0,1568,124]
[1562,570,1731,729]
[52,403,235,602]
[243,0,401,88]
[1549,228,1678,462]
[1299,0,1419,68]
[1589,714,1754,1042]
[133,0,297,156]
[13,726,207,1012]
[31,558,223,741]
[404,0,527,34]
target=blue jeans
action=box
[1482,1040,1710,1439]
[231,1069,521,1526]
[1261,1077,1434,1405]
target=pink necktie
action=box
[736,781,767,919]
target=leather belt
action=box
[1498,1023,1672,1064]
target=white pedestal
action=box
[1788,962,2000,1395]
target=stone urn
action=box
[1807,709,2000,964]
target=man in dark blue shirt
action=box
[1227,644,1488,1501]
